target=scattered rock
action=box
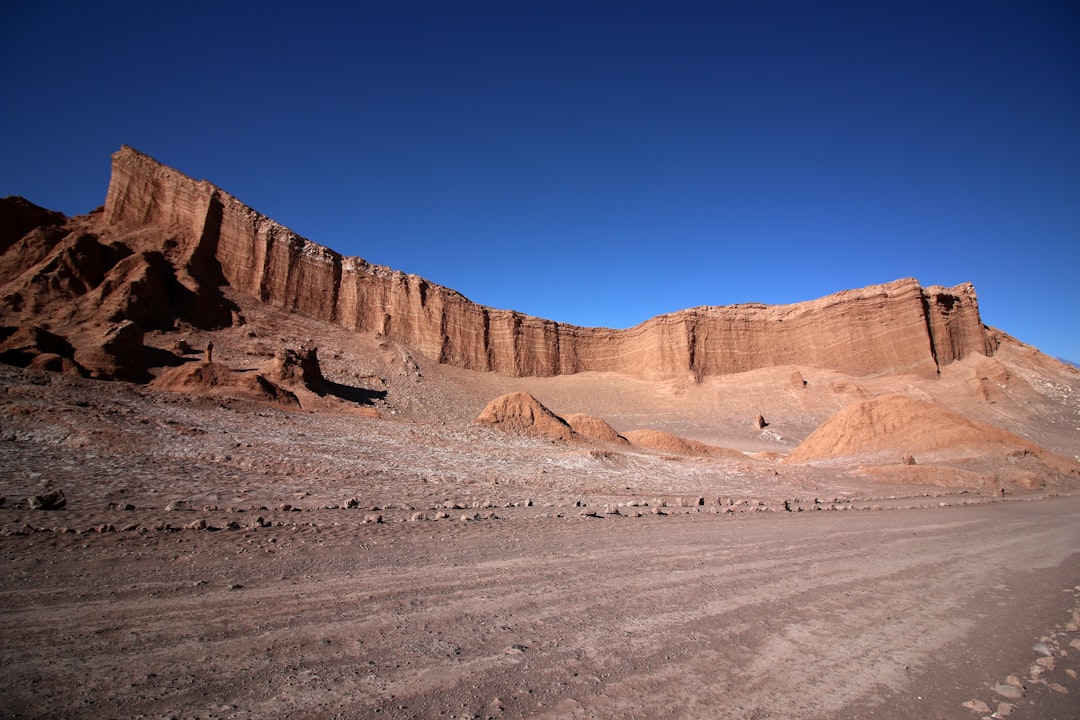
[363,514,383,524]
[996,702,1016,717]
[961,699,991,714]
[992,683,1024,699]
[27,489,66,510]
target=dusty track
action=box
[3,497,1079,719]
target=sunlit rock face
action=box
[6,146,994,382]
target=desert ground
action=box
[2,154,1079,718]
[2,346,1079,720]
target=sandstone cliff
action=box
[5,147,996,381]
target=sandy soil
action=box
[3,496,1079,719]
[2,363,1079,720]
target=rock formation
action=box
[785,393,1047,464]
[153,360,300,407]
[474,392,576,441]
[98,147,993,381]
[621,429,744,459]
[0,197,65,254]
[562,413,629,444]
[1,147,996,383]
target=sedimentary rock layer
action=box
[103,146,994,380]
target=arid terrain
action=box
[2,148,1079,719]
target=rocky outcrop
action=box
[0,197,65,255]
[99,147,995,380]
[785,393,1045,464]
[621,429,744,459]
[268,345,325,389]
[474,392,576,441]
[4,147,997,383]
[784,393,1080,489]
[153,361,300,406]
[562,413,629,444]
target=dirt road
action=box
[3,496,1079,719]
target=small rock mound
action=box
[623,429,741,458]
[0,325,79,372]
[784,393,1045,464]
[153,361,299,406]
[72,321,148,381]
[474,392,576,441]
[562,413,628,444]
[268,345,325,390]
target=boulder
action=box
[27,489,66,511]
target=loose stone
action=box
[992,684,1024,699]
[962,699,991,713]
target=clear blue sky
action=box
[3,1,1078,361]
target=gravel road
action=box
[3,496,1078,719]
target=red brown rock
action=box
[622,429,744,459]
[153,360,300,406]
[93,146,994,382]
[0,196,65,254]
[474,392,576,441]
[562,413,629,444]
[783,393,1073,481]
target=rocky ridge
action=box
[0,145,994,383]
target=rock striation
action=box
[4,147,997,382]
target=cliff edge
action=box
[5,147,996,382]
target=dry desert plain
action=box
[2,148,1080,719]
[1,311,1079,720]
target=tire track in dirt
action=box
[4,499,1080,718]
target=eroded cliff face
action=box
[97,146,993,380]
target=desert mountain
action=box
[1,146,1078,493]
[2,147,993,384]
[2,145,1079,720]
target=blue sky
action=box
[3,1,1078,361]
